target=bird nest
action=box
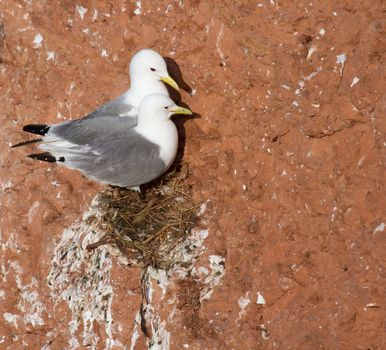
[86,165,197,270]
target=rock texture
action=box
[1,0,385,349]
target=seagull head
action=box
[138,94,192,124]
[130,49,180,91]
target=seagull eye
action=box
[150,68,156,72]
[164,106,168,109]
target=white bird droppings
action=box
[2,180,13,191]
[306,46,317,60]
[336,53,347,76]
[33,33,43,49]
[373,223,385,234]
[47,51,55,61]
[197,202,208,216]
[134,1,142,15]
[3,313,18,328]
[47,201,115,349]
[256,292,266,305]
[76,5,88,20]
[216,23,226,67]
[336,53,347,66]
[350,76,360,87]
[238,294,251,311]
[200,255,225,301]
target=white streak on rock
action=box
[373,223,385,234]
[149,320,170,350]
[336,53,347,75]
[216,23,226,67]
[17,278,46,327]
[76,5,88,20]
[237,292,251,319]
[92,9,98,21]
[350,76,360,87]
[27,201,40,224]
[306,46,317,60]
[33,33,43,49]
[2,180,13,191]
[47,51,55,61]
[200,255,225,301]
[130,311,141,350]
[3,313,18,328]
[165,4,173,13]
[140,226,211,348]
[47,199,116,349]
[304,66,322,81]
[134,1,142,15]
[256,292,266,305]
[197,202,208,216]
[148,267,169,297]
[336,53,347,65]
[295,67,322,96]
[66,82,76,95]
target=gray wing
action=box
[58,129,166,187]
[85,94,136,119]
[49,95,137,145]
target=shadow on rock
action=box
[164,56,194,104]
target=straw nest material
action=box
[87,165,197,270]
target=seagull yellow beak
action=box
[170,106,193,116]
[160,76,180,92]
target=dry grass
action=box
[87,165,197,270]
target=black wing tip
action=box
[23,124,51,136]
[27,152,65,163]
[11,138,43,148]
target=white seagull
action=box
[14,94,192,188]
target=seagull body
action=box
[17,94,192,188]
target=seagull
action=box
[13,94,192,188]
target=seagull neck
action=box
[137,114,164,128]
[130,78,168,99]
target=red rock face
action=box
[1,0,385,349]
